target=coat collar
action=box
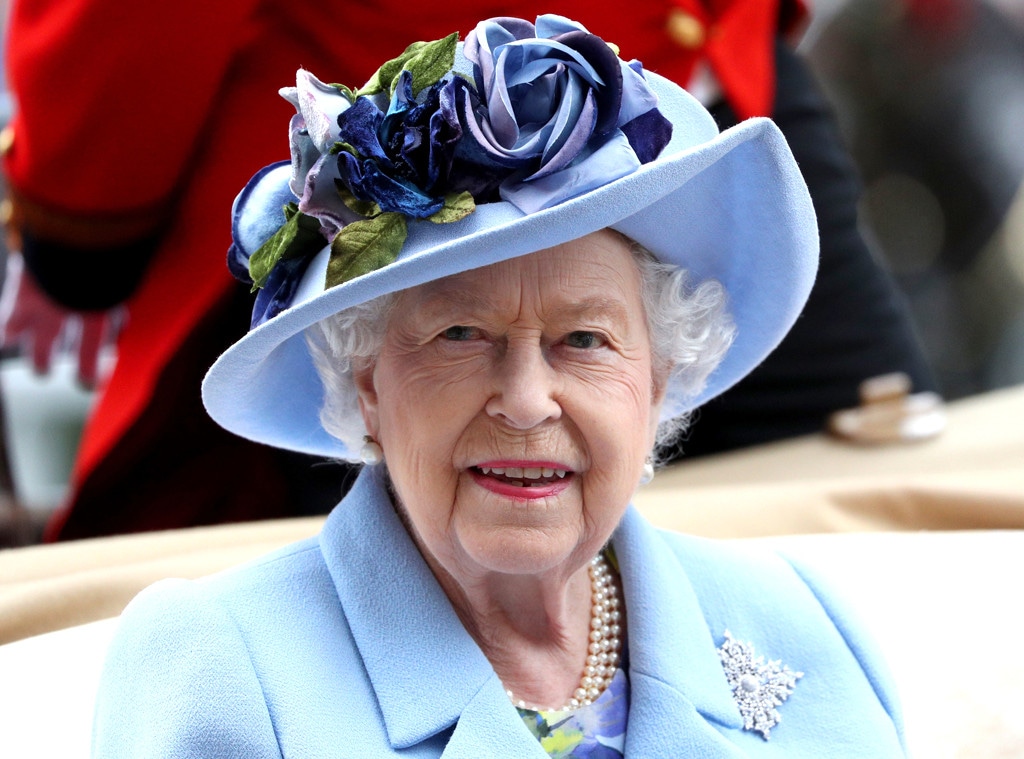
[318,467,546,754]
[612,505,744,755]
[319,469,742,754]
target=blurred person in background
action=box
[0,0,40,546]
[0,0,934,544]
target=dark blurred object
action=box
[0,499,47,548]
[807,0,1024,398]
[665,38,937,458]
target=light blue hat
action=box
[202,15,818,460]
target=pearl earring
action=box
[639,457,655,485]
[360,436,384,466]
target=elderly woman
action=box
[93,15,905,757]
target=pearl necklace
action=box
[506,554,623,712]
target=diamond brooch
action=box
[717,630,803,740]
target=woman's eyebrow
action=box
[558,297,630,323]
[416,290,631,322]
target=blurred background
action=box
[805,0,1024,399]
[1,0,1022,545]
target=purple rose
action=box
[458,14,672,212]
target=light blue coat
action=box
[92,468,905,757]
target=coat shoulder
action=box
[92,536,335,758]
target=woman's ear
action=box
[353,358,380,439]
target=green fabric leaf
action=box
[249,203,324,291]
[427,191,475,224]
[330,141,359,157]
[337,184,382,218]
[358,33,458,97]
[359,41,423,96]
[326,212,407,288]
[400,32,458,95]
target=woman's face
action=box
[355,230,663,582]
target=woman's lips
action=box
[469,463,575,499]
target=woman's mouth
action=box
[469,464,575,498]
[475,466,568,486]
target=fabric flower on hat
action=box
[231,14,672,326]
[283,70,364,240]
[226,162,324,327]
[334,69,466,220]
[458,15,672,212]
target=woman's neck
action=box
[429,553,620,711]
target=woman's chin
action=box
[451,517,593,579]
[445,472,621,577]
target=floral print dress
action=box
[517,668,629,758]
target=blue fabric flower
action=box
[335,71,465,219]
[458,14,673,212]
[228,162,298,287]
[227,163,327,326]
[251,253,314,328]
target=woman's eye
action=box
[564,331,604,349]
[441,325,479,341]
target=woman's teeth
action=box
[478,466,568,481]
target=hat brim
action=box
[202,74,818,459]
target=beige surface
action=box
[0,386,1022,645]
[638,385,1024,536]
[3,530,1023,758]
[0,517,324,644]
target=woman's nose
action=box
[484,341,561,429]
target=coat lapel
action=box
[626,674,748,758]
[318,468,548,755]
[440,677,551,759]
[319,469,485,748]
[613,506,745,756]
